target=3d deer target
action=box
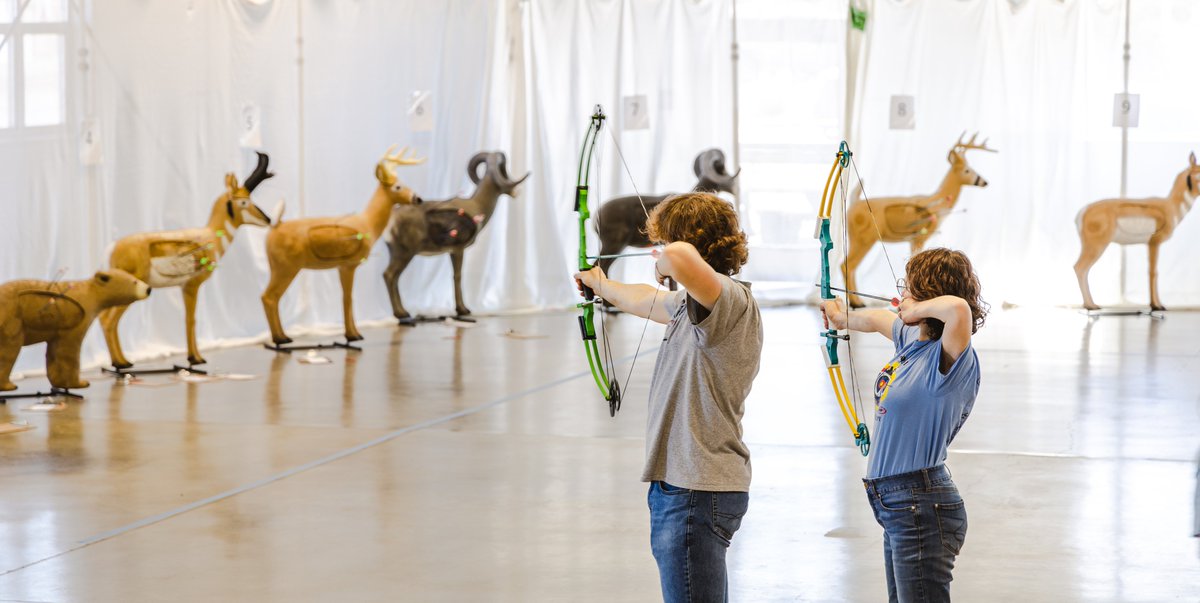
[262,146,425,345]
[841,133,996,307]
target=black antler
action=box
[244,152,275,192]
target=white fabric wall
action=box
[6,0,510,373]
[6,0,1196,376]
[518,0,735,292]
[2,0,734,374]
[849,0,1200,308]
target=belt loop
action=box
[922,467,932,489]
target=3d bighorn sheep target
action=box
[841,133,996,307]
[1073,152,1199,312]
[100,152,275,369]
[382,151,528,322]
[262,146,425,345]
[593,148,739,278]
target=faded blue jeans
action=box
[647,481,749,603]
[864,465,967,603]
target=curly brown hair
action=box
[904,248,989,340]
[644,192,749,276]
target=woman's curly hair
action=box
[904,248,989,340]
[645,192,749,276]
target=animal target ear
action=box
[375,164,396,187]
[225,172,238,192]
[1190,152,1196,166]
[94,271,112,284]
[947,150,957,164]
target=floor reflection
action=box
[0,308,1195,601]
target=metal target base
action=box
[1083,308,1165,321]
[102,364,208,376]
[263,341,362,353]
[0,387,84,403]
[396,315,477,327]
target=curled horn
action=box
[468,152,489,185]
[491,151,530,189]
[243,152,275,192]
[696,149,739,190]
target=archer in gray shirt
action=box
[575,192,762,601]
[643,275,762,492]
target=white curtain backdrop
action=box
[849,0,1200,308]
[1,0,735,375]
[4,0,1196,376]
[4,0,510,374]
[519,0,735,293]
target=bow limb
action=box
[816,142,870,456]
[575,106,621,411]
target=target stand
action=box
[1083,308,1165,321]
[103,363,208,377]
[0,387,84,403]
[397,315,477,327]
[263,340,362,353]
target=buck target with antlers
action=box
[100,152,275,369]
[1073,152,1199,312]
[261,146,425,345]
[841,133,996,308]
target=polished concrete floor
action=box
[0,306,1196,602]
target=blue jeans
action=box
[863,465,967,603]
[647,481,749,603]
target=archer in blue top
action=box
[822,247,988,603]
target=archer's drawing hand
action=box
[573,266,607,298]
[650,248,669,286]
[897,295,923,325]
[821,299,848,330]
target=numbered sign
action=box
[239,103,263,149]
[79,119,102,166]
[623,95,649,131]
[409,91,434,132]
[1112,93,1140,128]
[889,95,915,130]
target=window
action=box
[0,0,68,130]
[736,0,846,286]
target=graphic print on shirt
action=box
[874,359,900,415]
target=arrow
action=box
[816,284,899,307]
[585,251,658,260]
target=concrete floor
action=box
[0,306,1196,602]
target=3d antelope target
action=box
[100,153,275,369]
[1074,152,1199,311]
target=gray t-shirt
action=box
[642,275,763,492]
